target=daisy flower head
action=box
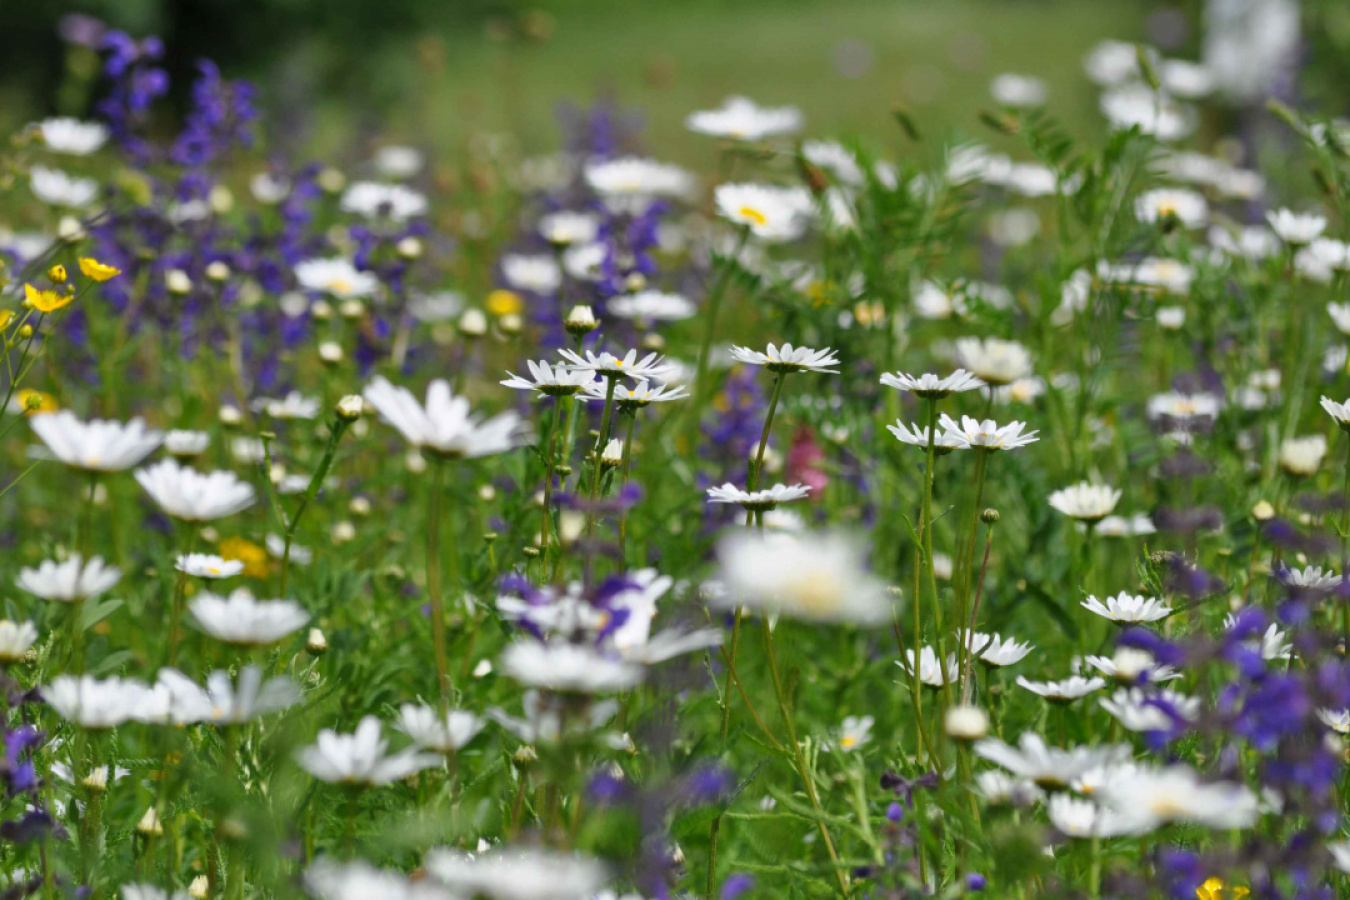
[837,715,874,751]
[30,165,98,208]
[174,553,244,580]
[706,482,811,511]
[1278,564,1340,591]
[151,666,300,725]
[966,632,1035,667]
[294,257,380,300]
[990,72,1049,107]
[879,369,985,399]
[1097,764,1258,833]
[975,770,1043,806]
[885,421,966,454]
[538,210,600,247]
[31,411,163,472]
[163,429,209,459]
[898,646,959,688]
[135,459,257,522]
[1083,648,1181,684]
[685,95,803,141]
[1329,303,1350,336]
[44,674,147,729]
[1266,208,1327,245]
[396,703,485,754]
[304,859,452,900]
[1047,793,1139,839]
[714,183,814,242]
[190,590,309,646]
[1094,514,1156,538]
[953,337,1033,386]
[297,716,441,786]
[583,379,689,410]
[500,640,642,693]
[35,117,109,156]
[339,181,428,221]
[715,529,894,624]
[1099,687,1200,733]
[18,555,120,603]
[1317,708,1350,735]
[1082,592,1172,625]
[937,414,1040,451]
[974,731,1131,791]
[729,342,839,375]
[1048,481,1122,523]
[1016,675,1106,704]
[500,254,562,295]
[0,620,38,663]
[558,348,671,381]
[254,391,321,421]
[362,376,526,459]
[501,360,597,397]
[1134,188,1209,229]
[425,846,608,900]
[606,290,697,321]
[1321,396,1350,431]
[583,156,695,209]
[1279,434,1327,477]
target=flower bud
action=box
[458,308,488,337]
[522,546,540,558]
[335,395,364,420]
[1251,500,1275,521]
[349,496,372,517]
[980,508,1000,524]
[944,705,990,741]
[189,876,209,899]
[205,261,230,282]
[318,341,344,365]
[331,521,356,544]
[600,438,624,469]
[498,313,524,335]
[397,236,423,259]
[306,627,328,656]
[564,304,598,335]
[137,806,163,836]
[218,404,243,426]
[165,269,192,295]
[47,265,67,284]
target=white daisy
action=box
[953,337,1033,386]
[31,411,163,472]
[1081,592,1172,624]
[1279,435,1327,476]
[501,361,597,397]
[1134,188,1209,229]
[339,181,428,221]
[0,620,38,663]
[163,430,210,458]
[538,210,601,246]
[294,257,380,299]
[1047,793,1140,839]
[297,716,441,785]
[706,482,811,511]
[966,632,1034,667]
[1015,675,1106,703]
[362,376,526,459]
[937,414,1040,451]
[253,391,321,420]
[174,554,244,580]
[45,675,147,729]
[714,183,814,242]
[1048,482,1122,523]
[1099,687,1200,732]
[729,342,839,374]
[878,369,985,398]
[583,157,695,207]
[150,666,300,725]
[1082,650,1180,684]
[500,254,562,294]
[1317,709,1350,735]
[801,140,865,186]
[190,590,309,646]
[35,118,109,156]
[396,703,486,753]
[714,530,893,624]
[1321,396,1350,431]
[685,95,803,141]
[1097,764,1258,833]
[898,646,959,688]
[304,858,453,900]
[425,846,607,900]
[18,555,121,603]
[30,165,98,208]
[1266,208,1327,245]
[581,380,689,408]
[373,145,424,179]
[975,770,1043,806]
[558,348,671,381]
[974,731,1131,790]
[607,291,696,321]
[1094,514,1157,538]
[837,715,874,751]
[885,421,967,452]
[135,459,257,521]
[499,641,642,693]
[990,73,1049,107]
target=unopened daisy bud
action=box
[1252,500,1275,521]
[331,520,356,544]
[82,766,109,792]
[306,627,328,656]
[556,464,573,477]
[317,167,346,193]
[477,484,497,502]
[1157,306,1186,330]
[137,806,163,836]
[165,269,192,295]
[218,404,243,426]
[624,272,646,292]
[349,496,371,516]
[513,746,538,767]
[47,264,67,284]
[209,184,234,213]
[335,395,364,420]
[396,236,423,259]
[311,300,334,320]
[318,341,344,364]
[189,875,209,899]
[1110,647,1154,683]
[522,546,541,558]
[944,705,990,741]
[58,216,84,242]
[671,844,686,865]
[600,438,624,468]
[640,332,666,352]
[980,508,1000,524]
[472,658,492,678]
[498,313,524,335]
[484,531,499,543]
[205,261,230,282]
[564,304,598,335]
[339,299,364,319]
[458,308,488,337]
[406,450,427,474]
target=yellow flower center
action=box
[329,279,351,296]
[840,735,858,750]
[738,205,768,226]
[792,571,842,615]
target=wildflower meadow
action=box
[4,4,1350,899]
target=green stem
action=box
[692,225,750,413]
[761,619,849,896]
[749,374,786,492]
[584,375,619,543]
[427,460,452,707]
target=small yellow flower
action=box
[23,283,71,313]
[47,265,67,284]
[1197,877,1249,900]
[13,390,57,415]
[78,257,121,282]
[217,537,270,578]
[486,289,524,317]
[0,310,14,331]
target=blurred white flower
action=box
[31,411,162,472]
[340,181,427,220]
[714,183,814,242]
[298,716,440,785]
[190,590,309,646]
[686,95,802,141]
[18,555,120,603]
[136,459,257,521]
[362,376,526,458]
[30,165,98,207]
[1082,592,1173,624]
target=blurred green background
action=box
[2,0,1176,164]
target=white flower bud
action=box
[944,705,990,741]
[458,308,488,337]
[336,395,364,420]
[205,261,230,282]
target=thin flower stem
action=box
[951,448,989,708]
[961,518,997,705]
[279,415,353,598]
[760,618,849,896]
[541,399,561,572]
[923,400,957,719]
[692,225,750,414]
[617,412,638,562]
[1342,437,1350,644]
[166,526,198,668]
[427,459,452,708]
[584,375,619,544]
[749,373,786,492]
